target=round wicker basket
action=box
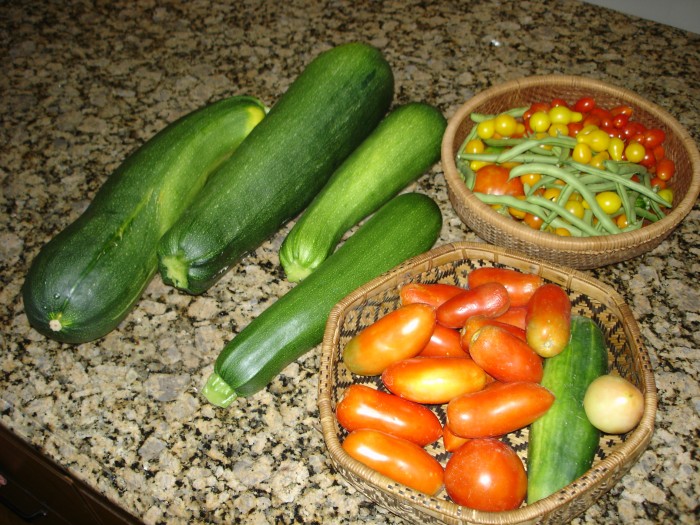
[442,75,700,269]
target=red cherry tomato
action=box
[336,384,443,446]
[567,121,583,137]
[467,267,544,308]
[622,121,646,141]
[399,282,465,308]
[655,158,676,181]
[460,315,526,352]
[436,282,510,329]
[419,324,468,358]
[494,306,528,329]
[382,357,487,405]
[642,128,666,149]
[444,438,527,511]
[342,429,444,496]
[473,164,524,197]
[612,112,630,130]
[468,324,543,383]
[550,97,569,108]
[590,107,612,129]
[447,381,555,438]
[343,304,436,376]
[639,147,657,169]
[574,96,596,113]
[442,423,470,452]
[610,104,633,117]
[526,284,572,358]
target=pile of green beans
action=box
[456,111,672,237]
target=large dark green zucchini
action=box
[279,102,446,283]
[22,96,267,344]
[527,315,608,503]
[201,193,442,407]
[157,42,394,294]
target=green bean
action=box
[528,195,603,236]
[457,152,561,165]
[617,182,635,225]
[496,136,577,163]
[470,106,528,123]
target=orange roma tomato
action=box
[336,385,442,446]
[460,315,526,352]
[419,324,468,358]
[343,303,436,376]
[467,267,543,308]
[444,438,527,511]
[436,282,510,329]
[382,357,487,405]
[494,305,528,329]
[399,282,465,308]
[342,429,444,495]
[526,283,572,358]
[442,423,470,452]
[468,324,543,383]
[447,381,554,438]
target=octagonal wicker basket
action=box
[442,75,700,269]
[318,242,657,525]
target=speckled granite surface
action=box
[1,0,699,523]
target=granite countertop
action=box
[1,0,699,523]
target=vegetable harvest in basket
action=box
[456,97,676,237]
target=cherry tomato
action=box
[399,282,465,308]
[336,384,443,446]
[655,158,675,181]
[419,324,468,358]
[473,164,524,197]
[611,112,630,130]
[442,423,470,452]
[622,121,646,141]
[468,324,543,383]
[342,429,444,495]
[444,438,527,511]
[583,375,644,434]
[343,304,436,376]
[447,381,555,438]
[526,284,572,358]
[573,96,596,113]
[436,282,510,329]
[523,212,544,230]
[610,104,633,117]
[460,315,526,352]
[642,128,666,149]
[382,357,487,405]
[550,97,569,108]
[624,141,646,163]
[494,113,518,137]
[567,121,584,137]
[467,267,543,308]
[494,306,528,329]
[595,191,622,215]
[650,177,667,190]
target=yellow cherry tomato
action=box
[569,111,583,123]
[529,112,551,133]
[625,141,645,163]
[616,214,629,229]
[508,196,528,220]
[555,227,571,236]
[589,151,610,170]
[583,129,611,153]
[543,187,561,201]
[548,106,573,125]
[657,188,674,204]
[520,172,541,186]
[607,137,625,161]
[494,113,518,137]
[595,191,622,214]
[548,123,569,137]
[564,199,585,219]
[470,160,491,172]
[515,123,526,136]
[476,120,496,140]
[572,143,593,164]
[464,139,485,154]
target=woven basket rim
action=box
[318,241,657,524]
[441,74,700,256]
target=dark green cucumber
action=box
[157,42,394,295]
[279,102,446,282]
[527,315,608,503]
[22,96,267,344]
[201,192,442,407]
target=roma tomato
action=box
[473,164,524,197]
[468,324,543,383]
[447,381,554,438]
[460,315,526,352]
[343,303,436,376]
[399,282,465,308]
[494,306,528,329]
[436,282,510,329]
[526,283,572,358]
[444,438,527,511]
[467,267,544,308]
[419,324,468,358]
[336,384,442,446]
[442,422,469,452]
[382,357,487,405]
[342,429,444,496]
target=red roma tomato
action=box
[343,304,436,376]
[436,282,510,329]
[460,315,526,352]
[342,429,444,496]
[442,423,470,452]
[467,267,543,308]
[494,306,528,329]
[419,324,468,358]
[382,357,487,405]
[473,164,524,197]
[399,282,465,308]
[444,438,527,511]
[468,324,543,383]
[447,381,554,438]
[526,283,572,358]
[336,384,443,446]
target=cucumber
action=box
[22,96,267,344]
[158,42,394,294]
[201,192,442,407]
[279,102,446,282]
[527,315,608,503]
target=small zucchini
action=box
[202,192,442,407]
[279,102,446,282]
[527,315,608,503]
[22,96,266,343]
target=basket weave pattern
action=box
[319,243,657,525]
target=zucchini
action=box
[527,315,608,503]
[158,42,394,294]
[201,192,442,407]
[22,96,267,343]
[279,102,446,282]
